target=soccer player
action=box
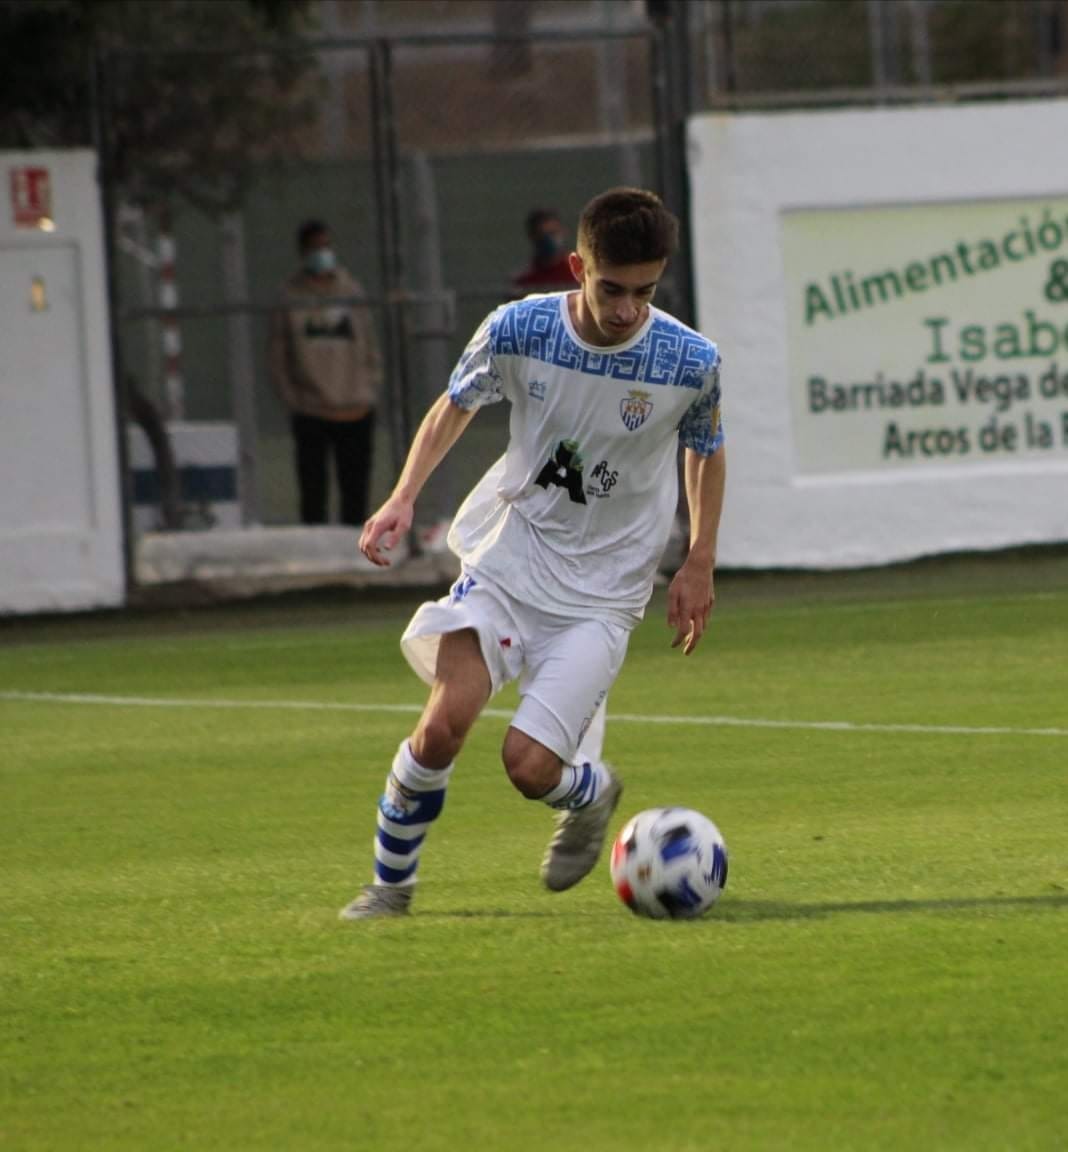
[340,188,725,919]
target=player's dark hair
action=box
[297,218,329,251]
[577,188,678,266]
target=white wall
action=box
[0,150,125,612]
[689,100,1068,568]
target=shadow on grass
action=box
[380,893,1068,923]
[715,893,1068,922]
[418,909,561,920]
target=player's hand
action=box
[359,494,414,567]
[667,556,715,656]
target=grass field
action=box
[3,552,1067,1151]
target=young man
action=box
[341,188,725,920]
[270,220,382,527]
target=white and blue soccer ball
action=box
[610,807,728,919]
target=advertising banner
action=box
[689,101,1068,567]
[783,197,1068,474]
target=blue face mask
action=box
[305,247,337,275]
[535,232,565,262]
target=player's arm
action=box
[359,394,477,567]
[668,445,726,655]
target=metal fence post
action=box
[598,0,643,187]
[220,211,261,526]
[90,40,136,596]
[650,2,696,328]
[869,0,889,100]
[406,152,456,532]
[369,38,413,483]
[908,0,933,88]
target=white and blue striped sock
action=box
[373,741,453,888]
[539,759,611,811]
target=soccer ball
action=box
[610,807,728,919]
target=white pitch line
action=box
[0,690,422,716]
[1,689,1066,738]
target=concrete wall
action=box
[0,150,124,613]
[689,100,1068,568]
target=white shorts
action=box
[400,571,631,763]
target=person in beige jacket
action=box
[270,219,382,526]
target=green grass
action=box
[2,555,1067,1151]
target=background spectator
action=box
[270,219,382,527]
[511,208,575,294]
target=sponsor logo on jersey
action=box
[586,459,619,499]
[535,439,587,505]
[620,389,653,431]
[528,379,547,401]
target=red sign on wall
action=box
[10,166,53,229]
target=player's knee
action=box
[412,713,466,768]
[502,733,559,799]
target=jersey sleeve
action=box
[678,353,724,457]
[447,309,507,411]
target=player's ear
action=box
[568,250,585,284]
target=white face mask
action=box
[305,247,337,275]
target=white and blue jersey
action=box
[445,292,723,622]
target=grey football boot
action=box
[338,884,413,920]
[540,767,623,892]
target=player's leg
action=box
[504,617,630,891]
[339,628,491,920]
[340,573,519,920]
[408,627,491,766]
[501,724,622,895]
[341,628,489,918]
[501,726,615,810]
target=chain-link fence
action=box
[690,0,1068,106]
[88,0,1068,577]
[98,12,670,555]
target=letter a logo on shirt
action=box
[620,390,653,431]
[535,439,588,505]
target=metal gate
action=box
[92,18,688,578]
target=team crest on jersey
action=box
[620,389,653,431]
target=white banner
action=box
[688,101,1068,568]
[784,198,1068,474]
[0,151,124,613]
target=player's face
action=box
[569,251,666,346]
